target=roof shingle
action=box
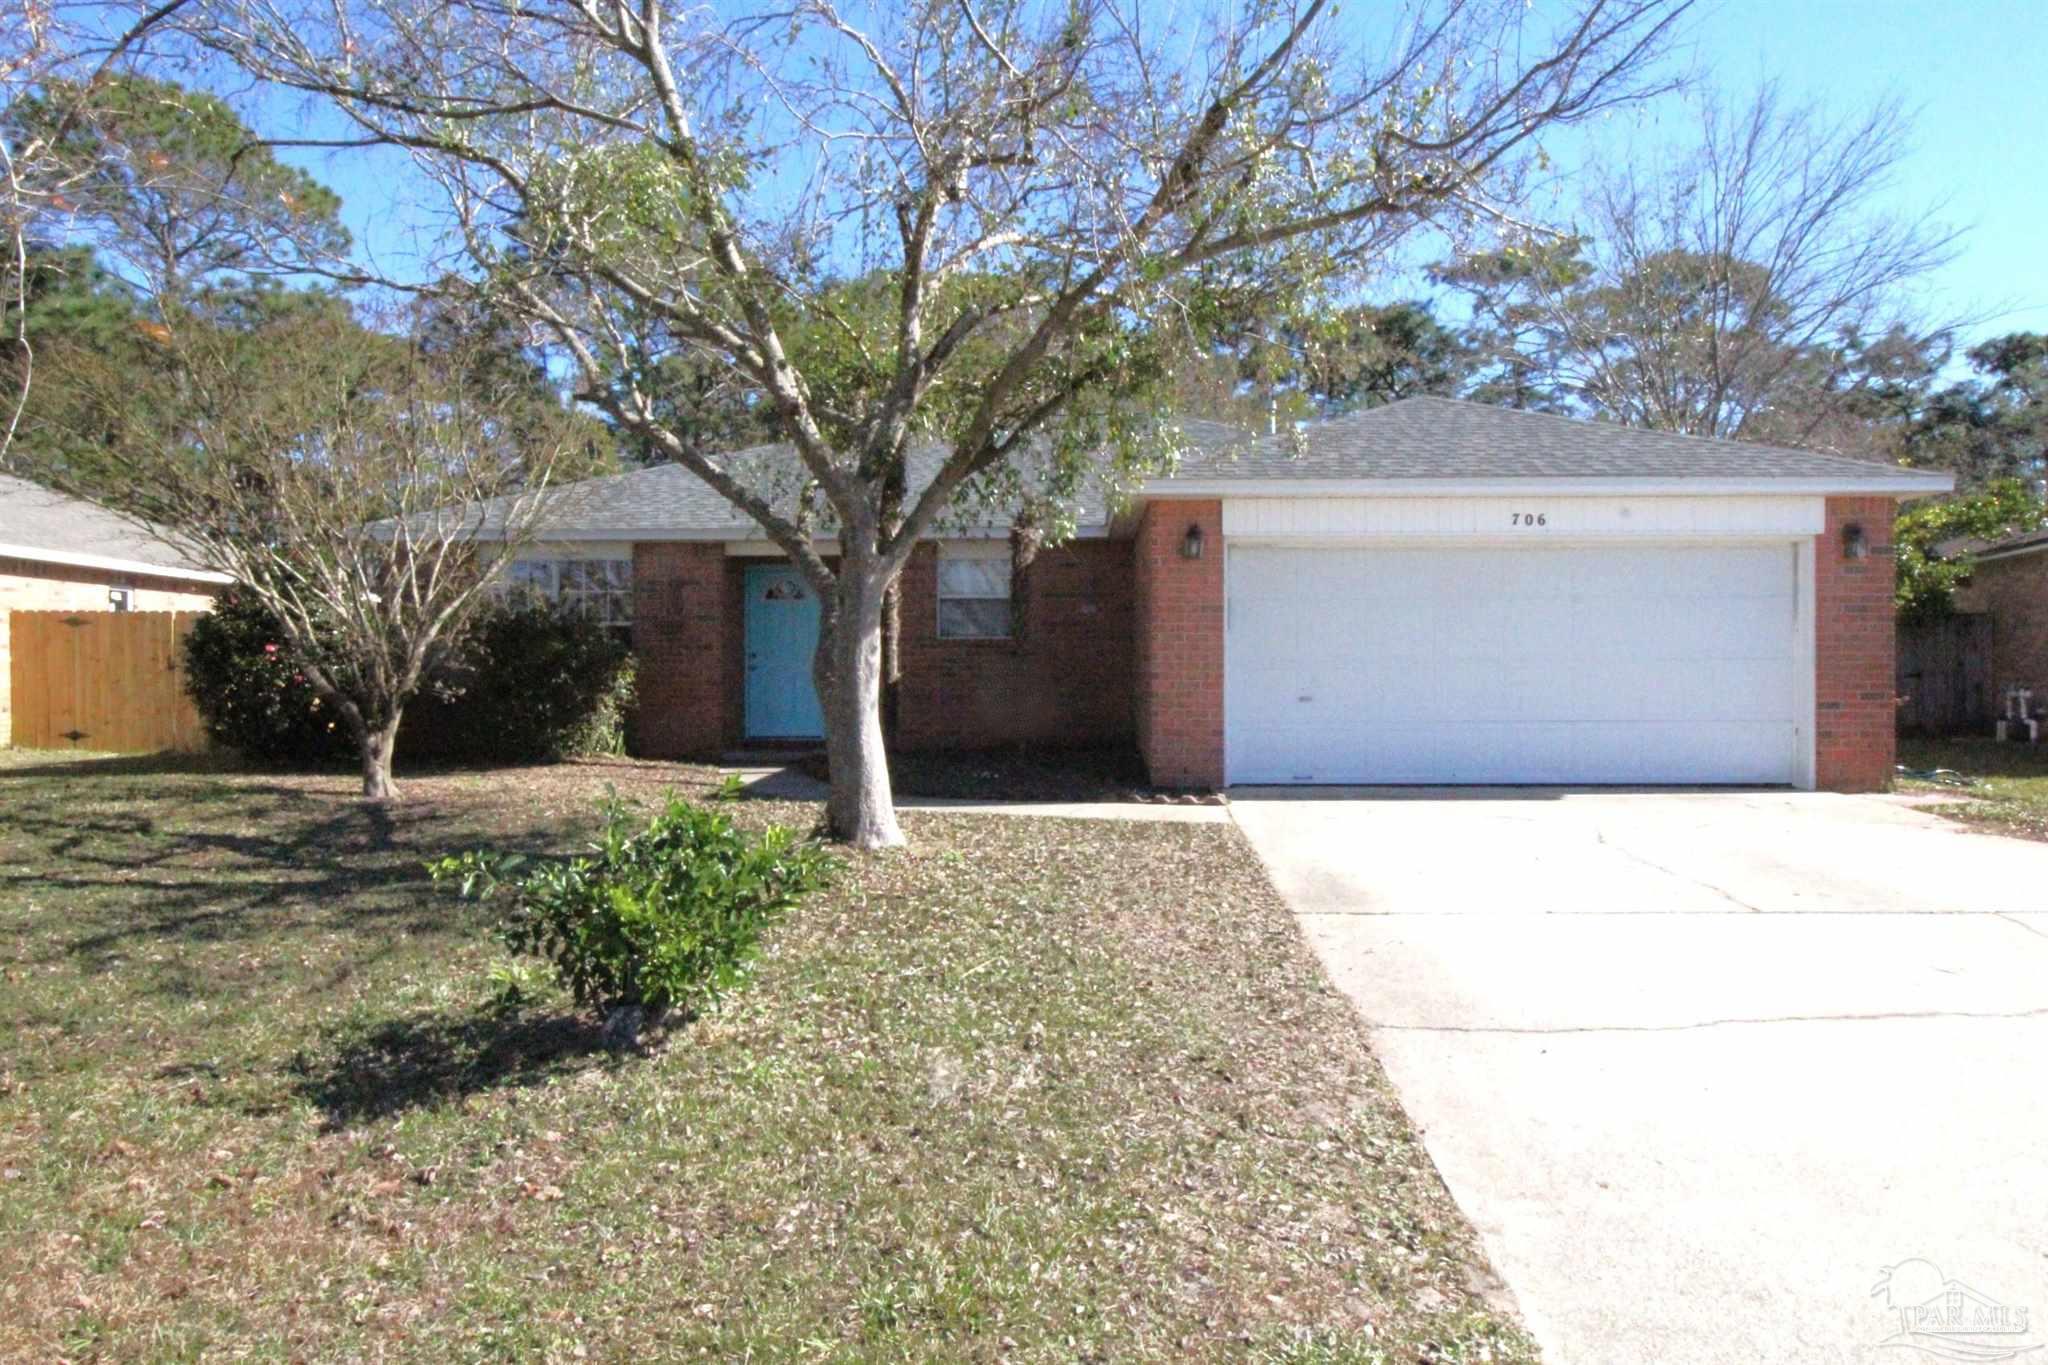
[1162,395,1945,483]
[0,474,220,578]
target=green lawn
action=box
[1897,736,2048,842]
[0,751,1528,1363]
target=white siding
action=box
[1222,494,1825,541]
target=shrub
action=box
[182,589,355,764]
[185,592,636,766]
[1895,478,2048,624]
[429,791,835,1029]
[405,596,637,762]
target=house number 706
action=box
[1511,512,1548,526]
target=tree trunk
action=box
[814,563,905,849]
[359,715,402,802]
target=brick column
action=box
[629,542,735,758]
[1132,500,1225,788]
[1814,496,1897,791]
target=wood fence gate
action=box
[1896,613,1994,736]
[8,610,209,753]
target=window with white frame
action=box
[936,545,1012,639]
[500,557,634,635]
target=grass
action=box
[1897,736,2048,841]
[0,749,1528,1363]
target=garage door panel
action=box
[1226,544,1800,785]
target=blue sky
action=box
[1671,0,2048,346]
[277,0,2047,357]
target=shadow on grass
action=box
[0,750,256,780]
[292,1004,620,1129]
[0,781,572,969]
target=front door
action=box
[744,564,825,740]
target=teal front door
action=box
[744,565,825,739]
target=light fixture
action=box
[1179,522,1205,560]
[1842,522,1869,560]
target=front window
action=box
[936,548,1012,639]
[501,557,634,636]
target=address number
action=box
[1510,512,1549,526]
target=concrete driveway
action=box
[1229,789,2048,1365]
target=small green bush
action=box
[430,792,834,1023]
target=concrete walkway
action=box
[1230,789,2048,1365]
[726,766,1231,822]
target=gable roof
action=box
[1149,396,1953,494]
[487,397,1951,543]
[0,474,230,582]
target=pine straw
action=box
[0,751,1530,1363]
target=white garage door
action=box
[1226,544,1801,785]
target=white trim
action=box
[1793,538,1818,791]
[1143,473,1953,499]
[725,539,823,557]
[0,541,233,585]
[1222,493,1825,541]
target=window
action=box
[500,557,634,635]
[937,547,1012,639]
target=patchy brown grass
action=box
[0,750,1529,1363]
[1898,737,2048,842]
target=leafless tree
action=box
[1448,81,1963,447]
[182,0,1690,846]
[41,307,569,799]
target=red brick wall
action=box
[1815,496,1898,791]
[1960,554,2048,708]
[1132,501,1225,788]
[629,542,739,758]
[893,539,1134,750]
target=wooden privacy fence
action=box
[9,610,209,753]
[1896,613,1994,736]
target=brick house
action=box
[485,398,1949,792]
[1,475,227,745]
[1954,525,2048,715]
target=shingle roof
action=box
[0,474,224,579]
[492,397,1947,542]
[1161,395,1947,484]
[493,419,1256,539]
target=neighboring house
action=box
[1954,525,2048,713]
[477,397,1950,792]
[1,474,229,744]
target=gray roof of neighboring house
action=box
[493,397,1947,542]
[0,474,227,580]
[1159,395,1950,486]
[1970,525,2048,564]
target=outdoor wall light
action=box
[1842,522,1869,560]
[1180,522,1205,560]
